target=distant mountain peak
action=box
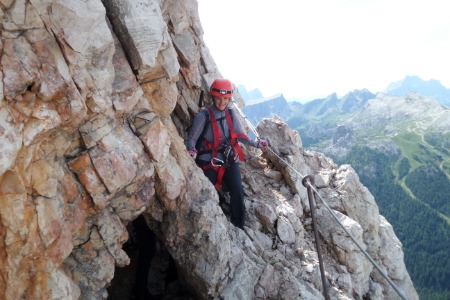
[299,89,375,116]
[385,75,450,107]
[242,94,291,127]
[245,93,285,106]
[237,85,264,101]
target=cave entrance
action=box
[107,215,195,300]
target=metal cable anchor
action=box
[302,175,329,300]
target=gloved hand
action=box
[258,139,269,149]
[188,149,197,159]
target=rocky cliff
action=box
[243,94,292,126]
[0,1,418,299]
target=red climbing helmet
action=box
[209,79,233,98]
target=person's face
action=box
[214,96,230,111]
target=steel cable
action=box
[266,146,408,300]
[231,101,408,299]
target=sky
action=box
[197,0,450,102]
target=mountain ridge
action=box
[239,75,450,108]
[385,75,450,107]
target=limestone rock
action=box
[110,29,144,115]
[0,105,23,172]
[103,0,171,77]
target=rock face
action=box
[243,93,292,125]
[0,1,417,300]
[332,125,354,147]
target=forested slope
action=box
[330,147,450,300]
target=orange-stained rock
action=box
[31,159,58,198]
[61,172,80,203]
[142,80,178,117]
[68,152,92,172]
[64,192,95,246]
[0,170,26,195]
[68,153,109,209]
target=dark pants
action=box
[203,162,246,229]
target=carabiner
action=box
[211,157,224,167]
[224,146,231,158]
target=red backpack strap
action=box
[214,167,226,189]
[205,107,226,189]
[224,109,247,161]
[199,163,226,190]
[207,107,222,159]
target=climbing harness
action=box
[198,106,248,189]
[230,101,409,300]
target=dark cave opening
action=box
[107,215,195,300]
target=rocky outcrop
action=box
[0,1,417,299]
[332,125,354,148]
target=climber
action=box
[187,78,268,229]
